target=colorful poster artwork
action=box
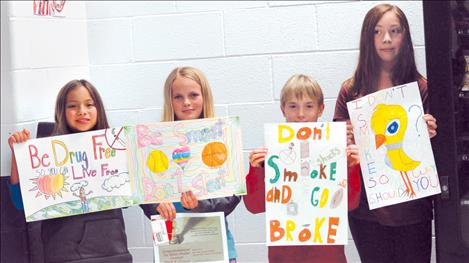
[151,212,228,263]
[13,127,134,222]
[127,116,246,203]
[33,0,66,16]
[264,122,348,246]
[346,82,441,209]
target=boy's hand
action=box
[8,129,31,152]
[181,191,198,210]
[156,202,176,221]
[346,144,360,167]
[249,147,268,168]
[423,114,437,139]
[346,121,355,145]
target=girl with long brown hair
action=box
[334,4,437,263]
[8,79,133,263]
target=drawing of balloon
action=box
[202,142,228,168]
[172,146,191,170]
[147,150,169,174]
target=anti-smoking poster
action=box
[346,82,440,209]
[264,122,348,246]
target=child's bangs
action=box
[287,84,320,102]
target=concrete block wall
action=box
[1,1,432,262]
[1,0,90,177]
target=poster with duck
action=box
[346,82,440,209]
[126,116,246,203]
[264,122,348,246]
[13,127,135,222]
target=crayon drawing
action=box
[30,168,69,200]
[371,104,420,197]
[127,116,246,203]
[71,181,92,213]
[13,117,246,222]
[264,122,348,246]
[346,82,441,209]
[13,127,135,222]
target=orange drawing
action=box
[202,142,228,168]
[30,172,69,200]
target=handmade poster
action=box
[13,127,134,222]
[264,122,348,246]
[346,82,440,209]
[127,116,246,203]
[151,212,228,263]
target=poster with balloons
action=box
[264,122,348,246]
[13,127,135,222]
[127,116,246,203]
[346,82,440,209]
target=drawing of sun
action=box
[29,173,69,200]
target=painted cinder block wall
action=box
[1,1,431,262]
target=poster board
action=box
[14,127,134,222]
[264,122,348,246]
[13,116,246,222]
[127,116,246,204]
[346,82,440,209]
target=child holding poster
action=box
[243,74,360,262]
[333,4,438,263]
[154,66,241,263]
[7,79,134,262]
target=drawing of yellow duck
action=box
[371,104,420,197]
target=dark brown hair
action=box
[351,3,423,96]
[52,79,109,134]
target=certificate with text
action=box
[152,212,228,263]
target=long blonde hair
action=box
[162,66,215,121]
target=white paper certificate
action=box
[151,212,228,263]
